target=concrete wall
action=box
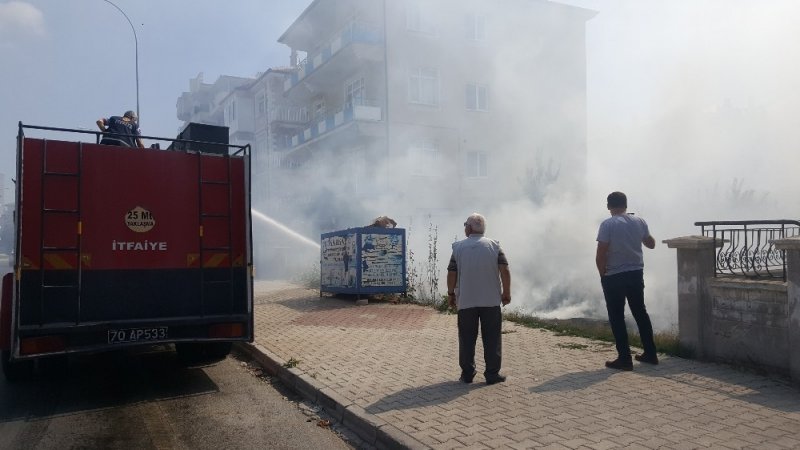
[708,278,788,371]
[665,236,800,384]
[774,237,800,384]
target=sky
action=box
[0,0,309,182]
[2,0,800,328]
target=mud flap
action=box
[1,272,13,351]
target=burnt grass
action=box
[502,311,691,358]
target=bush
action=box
[293,263,320,290]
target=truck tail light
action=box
[209,323,244,339]
[20,335,67,355]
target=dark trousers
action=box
[458,306,502,378]
[601,269,656,361]
[100,138,131,147]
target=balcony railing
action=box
[285,21,383,92]
[695,220,800,281]
[284,99,382,150]
[269,106,309,124]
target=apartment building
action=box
[277,0,594,223]
[176,0,594,278]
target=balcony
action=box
[284,21,383,93]
[269,106,309,125]
[281,99,382,151]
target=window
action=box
[313,98,326,121]
[345,78,365,108]
[465,151,488,178]
[466,13,487,41]
[406,1,437,35]
[256,92,266,118]
[408,68,439,106]
[466,83,489,111]
[409,141,440,176]
[225,100,236,125]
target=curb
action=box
[234,342,428,450]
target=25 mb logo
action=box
[125,206,156,233]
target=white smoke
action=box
[252,0,800,332]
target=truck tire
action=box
[175,342,231,366]
[2,350,34,382]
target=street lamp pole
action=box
[104,0,139,124]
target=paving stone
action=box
[250,282,800,450]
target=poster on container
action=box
[320,233,357,288]
[360,233,404,287]
[320,227,406,295]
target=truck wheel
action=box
[2,350,34,382]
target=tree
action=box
[520,152,560,206]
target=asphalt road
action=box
[0,346,358,449]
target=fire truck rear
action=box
[1,123,253,381]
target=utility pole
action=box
[104,0,140,124]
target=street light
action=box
[103,0,140,124]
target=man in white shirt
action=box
[447,213,511,384]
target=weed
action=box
[283,357,300,368]
[404,228,418,301]
[652,330,692,358]
[433,293,455,314]
[293,263,320,290]
[425,222,440,301]
[406,220,451,312]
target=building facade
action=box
[176,0,595,278]
[276,0,594,220]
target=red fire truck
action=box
[1,123,253,381]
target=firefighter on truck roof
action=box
[96,110,144,148]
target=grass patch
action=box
[653,330,692,358]
[557,343,589,350]
[503,310,693,358]
[504,311,613,341]
[406,293,454,314]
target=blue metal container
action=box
[320,227,406,296]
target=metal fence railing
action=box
[695,220,800,281]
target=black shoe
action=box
[459,370,477,383]
[605,359,633,371]
[635,353,659,365]
[485,374,507,385]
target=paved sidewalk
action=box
[241,281,800,449]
